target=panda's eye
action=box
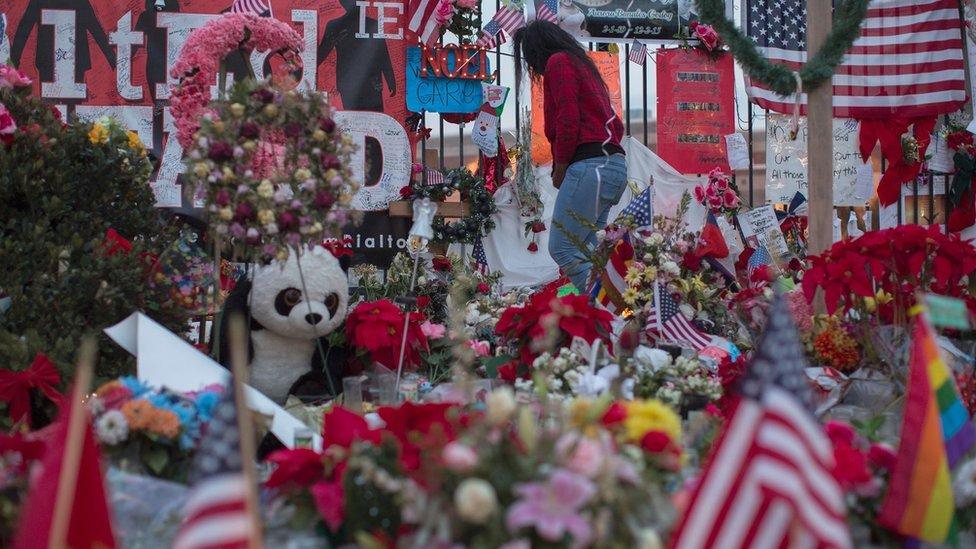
[325,293,339,316]
[282,288,302,307]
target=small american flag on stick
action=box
[628,40,647,66]
[536,0,559,23]
[230,0,272,16]
[670,294,851,548]
[646,282,713,351]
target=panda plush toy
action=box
[214,245,350,404]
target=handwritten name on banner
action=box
[765,115,872,206]
[406,45,488,113]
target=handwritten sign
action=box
[406,46,488,113]
[725,133,749,170]
[738,205,790,260]
[766,115,869,205]
[656,48,734,175]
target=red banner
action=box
[1,0,413,210]
[655,48,734,175]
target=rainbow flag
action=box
[878,318,976,543]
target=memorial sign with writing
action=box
[738,205,790,260]
[766,115,870,205]
[557,0,700,43]
[656,48,734,175]
[406,44,489,113]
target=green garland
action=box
[408,168,497,245]
[696,0,870,96]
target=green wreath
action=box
[407,168,497,244]
[695,0,869,96]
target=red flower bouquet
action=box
[346,299,430,370]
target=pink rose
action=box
[468,340,490,357]
[693,185,706,203]
[556,434,606,478]
[714,178,729,192]
[443,442,479,471]
[0,104,17,144]
[420,320,446,339]
[708,196,724,210]
[435,0,455,25]
[0,66,32,89]
[723,190,739,208]
[705,185,719,199]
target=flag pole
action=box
[228,313,263,548]
[49,337,97,549]
[807,0,833,312]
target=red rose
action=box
[832,439,872,490]
[947,130,974,152]
[531,221,546,233]
[477,282,490,293]
[399,186,414,199]
[601,402,627,426]
[640,430,673,453]
[867,443,897,472]
[431,256,453,272]
[527,242,538,253]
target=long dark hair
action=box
[512,20,604,88]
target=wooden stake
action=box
[807,0,833,312]
[227,313,263,548]
[49,338,97,549]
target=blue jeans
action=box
[549,155,628,291]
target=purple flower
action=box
[321,154,341,170]
[234,201,255,222]
[278,211,298,230]
[251,88,275,104]
[286,232,302,247]
[240,122,260,139]
[284,122,303,138]
[319,117,336,133]
[245,228,261,245]
[229,223,246,239]
[208,141,234,162]
[505,469,595,545]
[314,191,335,209]
[215,188,231,207]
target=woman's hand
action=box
[552,163,568,189]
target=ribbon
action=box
[775,191,808,237]
[0,354,62,427]
[788,72,802,141]
[859,116,937,207]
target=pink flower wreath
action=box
[169,13,303,149]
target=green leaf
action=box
[481,355,513,378]
[144,446,169,475]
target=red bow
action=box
[859,116,937,207]
[102,228,133,256]
[0,354,62,427]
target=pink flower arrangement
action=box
[0,103,17,145]
[694,167,741,216]
[170,13,303,148]
[506,468,596,544]
[0,66,31,89]
[435,0,456,25]
[690,21,721,51]
[420,320,447,339]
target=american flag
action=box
[646,283,713,351]
[670,295,850,549]
[590,235,633,313]
[618,186,653,227]
[230,0,271,16]
[472,238,490,274]
[407,0,443,46]
[747,244,772,275]
[746,0,966,118]
[628,40,647,66]
[424,167,445,185]
[536,0,559,23]
[476,5,524,48]
[172,390,255,549]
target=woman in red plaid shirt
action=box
[514,20,626,292]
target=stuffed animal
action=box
[214,245,350,404]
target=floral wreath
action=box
[170,13,303,149]
[401,168,497,244]
[183,78,359,262]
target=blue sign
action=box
[406,46,489,114]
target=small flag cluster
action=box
[476,6,525,48]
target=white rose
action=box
[454,479,497,524]
[485,387,517,425]
[679,303,696,320]
[662,261,680,276]
[634,346,671,371]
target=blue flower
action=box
[195,391,221,422]
[119,376,151,398]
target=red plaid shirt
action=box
[543,52,624,165]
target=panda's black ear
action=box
[338,254,351,273]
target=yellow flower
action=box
[643,266,657,282]
[229,103,245,117]
[294,168,311,181]
[622,399,682,444]
[263,104,279,118]
[875,289,893,305]
[88,123,110,144]
[622,288,640,306]
[222,167,235,181]
[218,207,233,221]
[313,129,326,141]
[257,179,274,198]
[624,266,643,286]
[127,131,146,156]
[257,209,275,225]
[193,162,210,178]
[324,168,338,181]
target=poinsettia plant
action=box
[802,225,976,323]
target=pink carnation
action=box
[694,185,706,203]
[0,66,31,88]
[434,0,455,25]
[723,190,739,208]
[693,23,720,51]
[468,340,491,357]
[420,321,446,339]
[0,104,17,144]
